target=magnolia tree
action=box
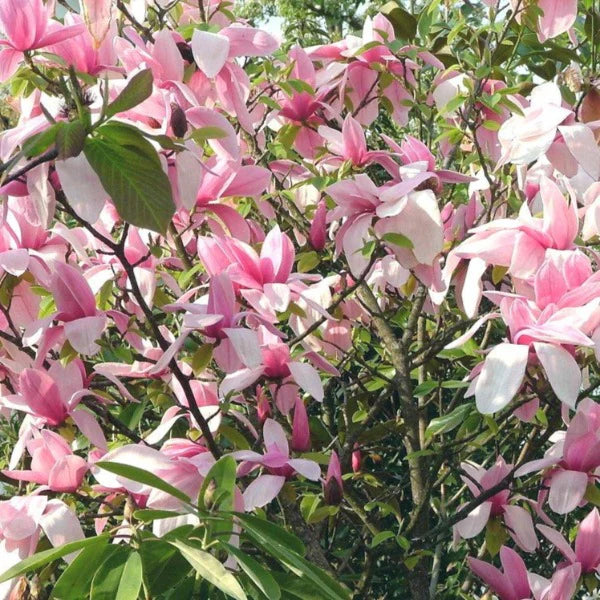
[0,0,599,598]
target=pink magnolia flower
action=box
[291,397,311,453]
[327,174,444,276]
[2,362,107,450]
[0,0,85,80]
[318,114,392,168]
[197,226,301,318]
[498,83,572,167]
[449,176,578,318]
[190,24,278,131]
[516,399,600,514]
[454,457,538,552]
[468,545,580,600]
[219,325,326,404]
[0,496,83,599]
[93,442,218,536]
[467,250,600,414]
[538,508,600,574]
[2,430,87,493]
[232,418,321,511]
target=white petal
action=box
[475,343,529,414]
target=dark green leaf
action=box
[106,69,153,118]
[425,404,472,439]
[0,535,109,584]
[51,537,111,599]
[56,120,87,159]
[22,124,61,158]
[90,547,141,600]
[219,542,281,600]
[95,461,191,504]
[84,135,175,233]
[169,540,247,600]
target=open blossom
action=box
[454,457,537,552]
[468,545,580,600]
[0,0,85,80]
[232,419,321,510]
[516,399,600,514]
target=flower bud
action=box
[291,397,311,452]
[351,443,361,473]
[170,103,188,138]
[323,451,343,505]
[309,200,327,251]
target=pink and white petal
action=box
[70,408,107,451]
[288,361,324,402]
[455,501,492,539]
[548,470,588,515]
[537,524,577,562]
[263,419,289,456]
[243,474,285,511]
[503,504,538,552]
[191,29,230,78]
[92,445,172,494]
[39,500,84,563]
[144,406,184,445]
[534,342,581,408]
[445,312,500,350]
[55,154,106,224]
[223,328,262,368]
[63,315,106,355]
[287,458,321,481]
[475,343,529,414]
[220,366,264,398]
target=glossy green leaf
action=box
[169,540,247,600]
[84,133,175,234]
[95,461,191,505]
[220,542,281,600]
[105,69,153,118]
[0,535,109,584]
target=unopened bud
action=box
[170,103,188,138]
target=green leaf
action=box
[115,552,143,600]
[297,251,320,273]
[106,69,153,118]
[95,461,192,505]
[22,124,60,158]
[84,134,175,234]
[198,455,237,512]
[169,540,247,600]
[236,514,349,600]
[381,233,414,249]
[133,509,185,522]
[219,542,281,600]
[56,120,87,159]
[51,536,111,599]
[380,1,417,40]
[425,404,472,439]
[90,547,142,600]
[485,517,508,558]
[0,535,109,584]
[234,513,305,557]
[189,126,228,143]
[370,531,395,548]
[139,537,192,597]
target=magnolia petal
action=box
[475,343,529,414]
[243,474,285,510]
[548,469,588,514]
[191,29,230,78]
[534,342,581,408]
[288,361,324,402]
